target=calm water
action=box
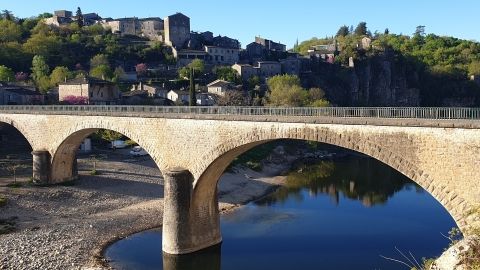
[106,156,457,270]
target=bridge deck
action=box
[1,105,480,128]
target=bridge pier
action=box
[31,150,51,184]
[162,168,222,255]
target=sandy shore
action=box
[0,150,292,270]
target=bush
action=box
[90,169,98,175]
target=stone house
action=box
[255,37,286,52]
[58,76,121,105]
[255,61,282,78]
[121,90,150,105]
[207,80,235,96]
[140,18,164,41]
[0,83,44,105]
[204,46,240,65]
[131,82,169,98]
[172,48,208,67]
[167,90,190,104]
[103,18,141,36]
[232,64,257,82]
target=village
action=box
[0,8,367,107]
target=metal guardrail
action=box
[0,105,479,120]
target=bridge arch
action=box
[0,116,36,150]
[190,126,469,239]
[50,121,166,183]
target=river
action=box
[105,155,457,270]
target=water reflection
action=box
[163,244,221,270]
[257,156,421,207]
[106,156,455,270]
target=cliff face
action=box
[307,54,421,106]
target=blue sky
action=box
[2,0,479,48]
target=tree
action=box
[97,130,123,148]
[414,25,426,37]
[1,10,14,21]
[384,28,390,35]
[189,67,196,106]
[0,65,14,82]
[354,22,367,36]
[468,61,480,76]
[3,159,27,184]
[213,66,239,83]
[31,55,50,81]
[178,59,205,79]
[90,64,113,80]
[135,63,148,76]
[50,66,72,85]
[113,66,125,81]
[0,19,22,42]
[90,54,109,68]
[15,72,28,81]
[76,7,83,28]
[266,75,309,106]
[336,25,350,37]
[217,91,247,106]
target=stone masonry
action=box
[0,112,479,254]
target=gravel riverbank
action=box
[0,150,291,270]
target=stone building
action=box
[131,82,169,98]
[172,48,208,67]
[140,18,164,41]
[255,36,286,52]
[164,13,190,48]
[58,76,121,105]
[255,61,282,78]
[54,10,72,18]
[232,64,257,82]
[204,46,240,65]
[167,90,190,104]
[207,80,235,96]
[0,83,44,105]
[103,18,141,36]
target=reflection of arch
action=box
[50,122,165,183]
[0,116,35,150]
[192,127,466,233]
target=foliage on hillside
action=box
[0,11,174,92]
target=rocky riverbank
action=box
[0,146,302,270]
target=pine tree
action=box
[76,7,84,28]
[189,67,196,106]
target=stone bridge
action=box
[0,106,479,255]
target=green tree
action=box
[0,10,14,21]
[76,7,84,28]
[468,61,480,76]
[178,59,205,79]
[336,25,350,37]
[50,66,72,85]
[213,66,239,83]
[354,22,367,36]
[266,75,309,106]
[90,54,109,68]
[36,76,52,93]
[0,65,15,82]
[189,67,196,106]
[31,55,50,81]
[97,130,123,148]
[90,64,113,80]
[0,19,22,42]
